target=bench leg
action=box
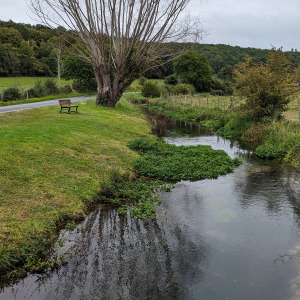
[60,107,62,113]
[68,107,70,114]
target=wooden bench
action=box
[58,99,79,114]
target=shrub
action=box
[60,85,72,94]
[173,51,212,92]
[211,77,233,95]
[241,124,269,147]
[141,81,161,98]
[32,80,45,97]
[164,74,178,85]
[44,78,59,95]
[210,89,224,96]
[72,78,97,92]
[233,52,295,120]
[138,76,147,86]
[172,84,195,95]
[2,87,22,101]
[26,88,36,98]
[255,141,287,159]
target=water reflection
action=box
[1,206,209,300]
[2,120,300,300]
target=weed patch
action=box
[128,138,241,181]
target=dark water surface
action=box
[1,121,300,300]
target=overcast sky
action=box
[0,0,299,51]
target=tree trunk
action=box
[94,69,126,107]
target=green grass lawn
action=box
[0,77,72,93]
[0,99,152,279]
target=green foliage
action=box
[98,171,165,219]
[0,21,70,76]
[172,83,196,95]
[234,51,297,120]
[141,81,161,98]
[97,135,240,220]
[32,80,45,97]
[255,122,300,159]
[44,78,59,95]
[63,54,97,92]
[255,141,287,159]
[2,87,22,101]
[128,138,241,181]
[211,77,233,95]
[24,79,71,99]
[60,85,72,94]
[138,76,147,86]
[72,79,97,92]
[217,113,253,139]
[241,124,269,147]
[164,74,178,85]
[63,54,95,81]
[174,51,213,92]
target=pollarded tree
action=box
[234,51,296,121]
[29,0,202,106]
[173,51,212,92]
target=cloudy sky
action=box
[0,0,299,51]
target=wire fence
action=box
[167,94,237,111]
[167,94,300,122]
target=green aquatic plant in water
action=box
[99,138,240,219]
[128,138,241,181]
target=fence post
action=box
[207,96,209,108]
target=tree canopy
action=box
[234,51,296,120]
[174,51,212,92]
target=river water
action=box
[1,121,300,300]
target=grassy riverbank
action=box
[0,99,152,281]
[0,96,242,282]
[131,96,300,170]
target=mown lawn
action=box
[0,99,152,279]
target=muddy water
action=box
[1,121,300,300]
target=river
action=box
[1,120,300,300]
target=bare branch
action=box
[28,0,205,106]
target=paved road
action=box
[0,95,96,114]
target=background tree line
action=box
[0,20,74,77]
[1,20,300,93]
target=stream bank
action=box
[1,119,300,299]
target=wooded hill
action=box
[1,20,300,78]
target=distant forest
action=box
[1,20,300,79]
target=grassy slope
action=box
[0,99,151,276]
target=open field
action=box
[0,99,151,278]
[0,77,72,93]
[147,93,300,123]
